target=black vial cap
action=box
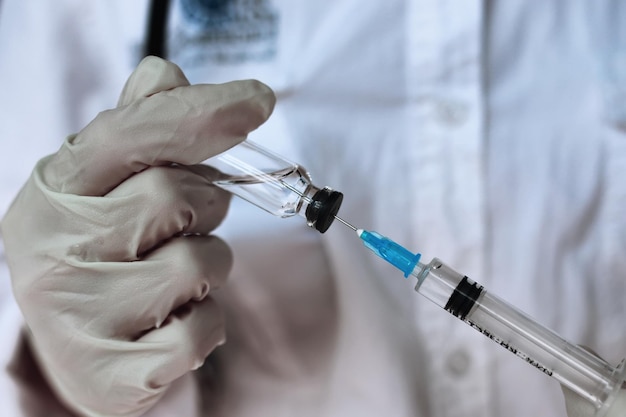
[305,187,344,233]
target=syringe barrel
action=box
[412,258,626,416]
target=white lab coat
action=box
[0,1,625,416]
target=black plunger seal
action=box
[305,187,344,233]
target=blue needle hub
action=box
[358,229,421,277]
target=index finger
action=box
[44,80,275,196]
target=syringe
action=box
[202,137,624,412]
[345,226,625,416]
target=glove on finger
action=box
[1,56,275,417]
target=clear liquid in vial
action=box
[213,165,314,218]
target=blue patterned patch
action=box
[172,0,279,64]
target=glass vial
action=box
[205,140,343,233]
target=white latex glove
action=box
[0,56,275,417]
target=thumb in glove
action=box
[1,56,275,417]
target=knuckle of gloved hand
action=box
[175,236,233,294]
[89,379,164,417]
[148,165,231,233]
[183,169,232,230]
[12,257,80,310]
[142,314,225,388]
[77,108,123,150]
[185,164,232,219]
[137,166,199,229]
[166,240,212,300]
[11,278,38,311]
[184,299,226,362]
[203,187,231,231]
[7,245,66,302]
[142,166,185,201]
[199,299,227,349]
[200,236,233,290]
[119,56,189,104]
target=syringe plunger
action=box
[357,229,626,416]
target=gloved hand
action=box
[0,56,275,417]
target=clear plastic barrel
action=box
[412,258,626,416]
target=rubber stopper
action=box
[305,188,344,233]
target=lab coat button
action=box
[437,101,468,126]
[446,350,471,375]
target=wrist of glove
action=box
[1,56,275,417]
